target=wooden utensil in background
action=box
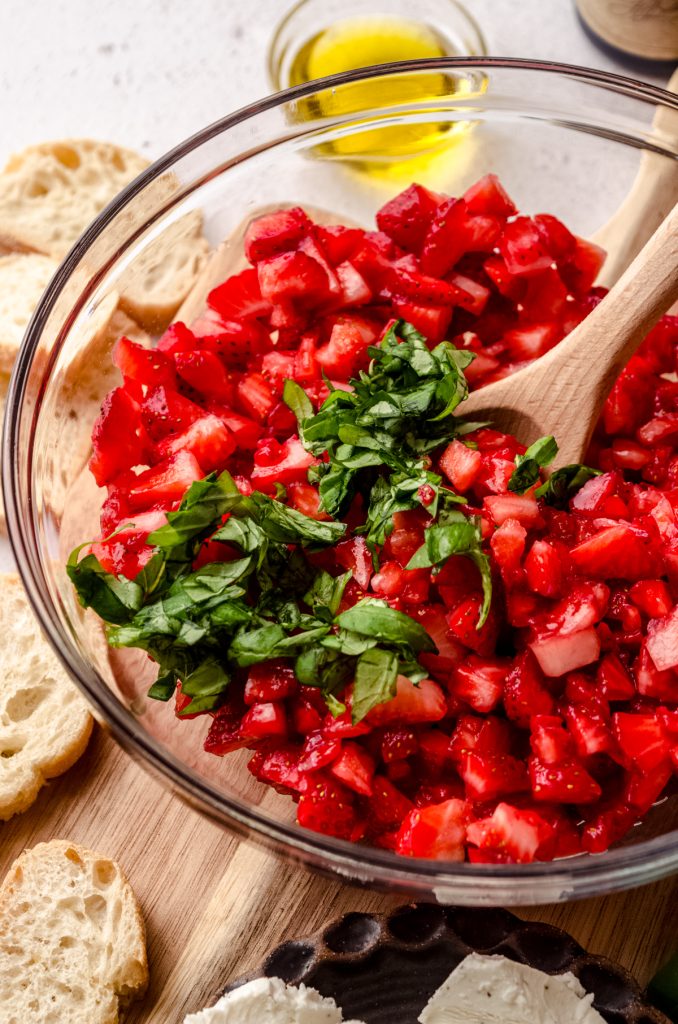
[594,69,678,288]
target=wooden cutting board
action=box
[0,722,676,1022]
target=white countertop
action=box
[0,0,673,576]
[0,0,673,167]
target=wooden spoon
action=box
[593,68,678,287]
[461,201,678,467]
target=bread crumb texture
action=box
[0,840,148,1023]
[0,574,93,820]
[0,140,149,258]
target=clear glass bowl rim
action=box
[5,57,678,901]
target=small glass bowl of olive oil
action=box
[268,0,488,174]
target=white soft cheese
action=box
[183,976,367,1024]
[419,953,606,1024]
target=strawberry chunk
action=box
[529,757,601,804]
[365,676,446,726]
[459,752,528,801]
[467,802,553,863]
[244,206,310,262]
[396,798,471,860]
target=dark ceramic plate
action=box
[227,904,670,1024]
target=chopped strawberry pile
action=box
[75,174,678,864]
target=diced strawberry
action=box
[624,761,672,813]
[334,536,373,590]
[236,372,276,422]
[570,523,661,581]
[297,732,342,772]
[483,255,525,301]
[241,702,288,740]
[450,655,507,713]
[286,482,328,521]
[375,726,416,764]
[525,540,562,598]
[154,414,234,471]
[490,518,527,583]
[335,260,372,306]
[208,267,272,321]
[463,174,517,218]
[503,651,556,725]
[530,627,600,678]
[564,703,615,758]
[368,776,414,830]
[530,715,574,763]
[467,802,553,863]
[204,698,249,755]
[251,436,317,490]
[248,745,303,793]
[316,224,364,265]
[376,183,441,252]
[533,213,577,260]
[446,272,490,315]
[634,643,678,700]
[522,268,569,322]
[124,451,203,513]
[141,385,203,442]
[297,774,362,841]
[174,350,234,403]
[365,676,446,726]
[498,217,553,277]
[244,660,298,704]
[504,323,559,361]
[395,798,471,860]
[113,336,176,389]
[157,321,199,355]
[446,596,498,656]
[439,439,482,493]
[645,605,678,671]
[570,471,617,515]
[391,297,452,344]
[244,206,310,262]
[389,258,461,306]
[596,653,636,700]
[613,712,671,773]
[209,405,263,448]
[484,493,540,527]
[582,801,638,853]
[449,715,512,762]
[316,314,381,378]
[330,742,375,796]
[89,387,149,487]
[421,198,500,277]
[371,560,430,604]
[529,757,601,804]
[560,236,606,295]
[460,752,528,801]
[257,250,331,307]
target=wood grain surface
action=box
[0,723,675,1023]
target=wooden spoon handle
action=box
[594,68,678,287]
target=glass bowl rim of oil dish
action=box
[267,0,488,92]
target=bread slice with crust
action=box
[0,251,59,375]
[0,139,149,258]
[0,840,148,1023]
[0,573,93,820]
[118,208,210,332]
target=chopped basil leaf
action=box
[336,598,436,654]
[351,648,399,724]
[535,463,601,507]
[508,435,558,494]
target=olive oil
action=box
[285,15,484,173]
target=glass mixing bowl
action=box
[5,59,678,905]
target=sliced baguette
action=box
[118,208,210,332]
[0,840,148,1023]
[0,140,149,258]
[0,372,8,531]
[0,573,93,820]
[0,252,59,375]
